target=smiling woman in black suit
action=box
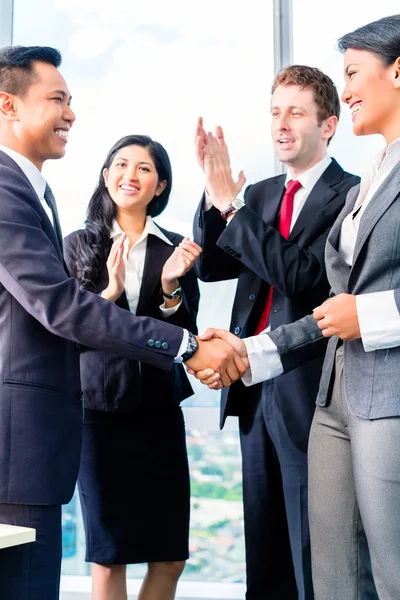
[64,135,201,600]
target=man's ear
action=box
[0,92,19,120]
[322,115,338,142]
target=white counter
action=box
[0,524,36,549]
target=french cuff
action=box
[356,290,400,352]
[241,333,284,386]
[159,300,182,317]
[174,329,189,363]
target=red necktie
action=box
[253,179,302,335]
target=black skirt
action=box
[78,406,190,564]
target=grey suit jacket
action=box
[269,160,400,420]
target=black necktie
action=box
[44,183,63,251]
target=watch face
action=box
[232,197,244,210]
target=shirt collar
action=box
[0,145,46,199]
[373,136,400,168]
[285,154,332,191]
[110,216,173,247]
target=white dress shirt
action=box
[108,219,189,360]
[0,145,54,225]
[243,138,400,386]
[108,217,182,316]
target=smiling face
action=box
[3,60,75,169]
[103,144,167,216]
[270,84,337,176]
[342,48,400,144]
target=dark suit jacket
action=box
[64,227,199,412]
[193,158,359,450]
[0,150,185,506]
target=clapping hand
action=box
[102,233,126,302]
[195,117,246,211]
[161,239,202,287]
[186,328,249,389]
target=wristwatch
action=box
[181,331,199,363]
[161,285,182,300]
[220,197,245,220]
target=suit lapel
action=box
[261,177,285,224]
[324,185,359,294]
[289,159,344,242]
[0,150,64,260]
[326,184,360,251]
[136,234,174,316]
[352,159,400,268]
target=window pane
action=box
[13,0,274,582]
[293,3,400,176]
[13,0,275,407]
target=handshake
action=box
[185,329,249,390]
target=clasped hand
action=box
[313,293,361,341]
[185,328,249,389]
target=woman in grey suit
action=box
[193,14,400,600]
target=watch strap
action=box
[161,286,182,300]
[181,331,199,363]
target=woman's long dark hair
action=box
[74,135,172,291]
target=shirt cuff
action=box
[159,300,182,317]
[174,329,189,363]
[204,190,214,210]
[356,290,400,352]
[241,333,284,386]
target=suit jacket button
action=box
[249,294,256,301]
[234,326,241,335]
[77,390,84,401]
[147,339,155,347]
[154,340,162,349]
[161,342,169,350]
[75,343,81,351]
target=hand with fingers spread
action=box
[186,328,249,389]
[313,293,361,341]
[102,233,127,302]
[204,131,246,211]
[161,238,202,290]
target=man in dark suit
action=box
[0,45,247,600]
[193,66,360,599]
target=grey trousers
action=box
[308,345,400,600]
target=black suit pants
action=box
[0,503,62,600]
[239,380,313,600]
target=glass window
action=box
[14,0,275,408]
[13,0,275,585]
